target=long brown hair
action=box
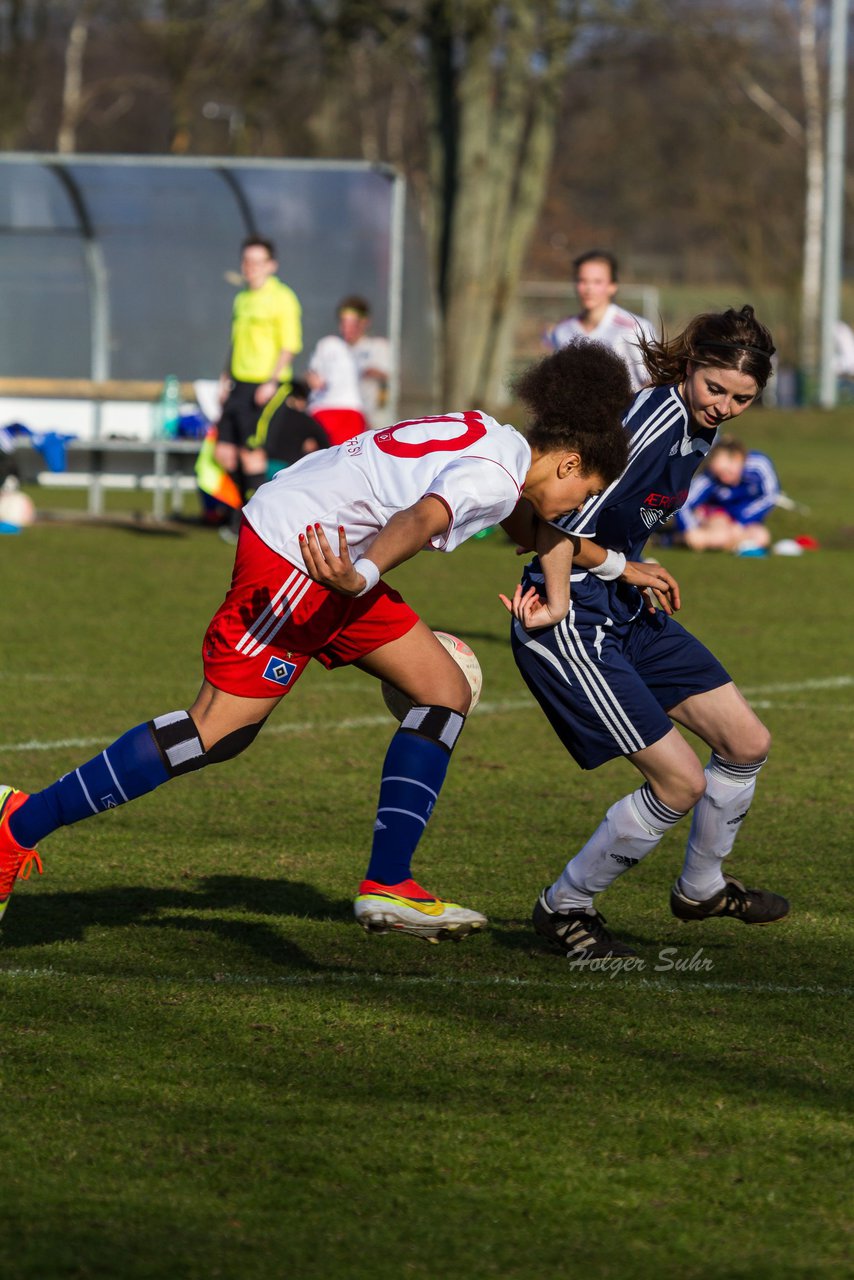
[638,305,776,390]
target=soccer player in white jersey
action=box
[0,344,633,944]
[342,295,393,430]
[544,249,656,393]
[506,306,789,961]
[303,298,374,446]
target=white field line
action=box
[0,675,851,755]
[0,965,849,999]
[739,675,853,695]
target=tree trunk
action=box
[799,0,824,385]
[57,9,90,154]
[427,0,577,407]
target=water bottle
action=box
[154,375,182,439]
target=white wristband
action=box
[353,557,380,596]
[588,549,627,581]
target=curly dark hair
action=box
[638,305,776,390]
[512,342,632,485]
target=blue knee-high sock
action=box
[365,721,458,886]
[10,721,172,848]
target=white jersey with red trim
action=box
[545,303,656,392]
[244,410,531,569]
[352,334,392,427]
[306,334,364,412]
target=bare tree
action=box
[425,1,580,404]
[725,0,841,379]
[57,3,92,153]
[798,0,825,379]
[0,0,54,147]
[303,0,583,403]
[3,0,849,385]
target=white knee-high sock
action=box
[678,753,766,901]
[548,783,688,911]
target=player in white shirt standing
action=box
[306,296,393,438]
[0,344,649,945]
[544,249,657,393]
[347,296,393,429]
[305,300,370,446]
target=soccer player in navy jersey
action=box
[0,344,632,945]
[504,305,789,961]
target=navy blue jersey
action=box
[523,384,716,628]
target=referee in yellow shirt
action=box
[216,237,303,536]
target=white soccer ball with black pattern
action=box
[381,630,482,721]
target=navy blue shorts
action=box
[511,608,731,770]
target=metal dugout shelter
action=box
[0,154,436,427]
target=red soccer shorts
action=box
[311,407,368,446]
[202,519,419,698]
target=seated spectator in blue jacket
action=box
[672,435,779,553]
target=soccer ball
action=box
[0,489,35,529]
[381,630,483,721]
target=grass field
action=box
[1,408,852,1279]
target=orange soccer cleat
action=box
[0,787,42,923]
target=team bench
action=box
[0,377,205,520]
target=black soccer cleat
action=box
[532,889,637,959]
[670,873,789,925]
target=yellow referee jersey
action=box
[230,277,303,383]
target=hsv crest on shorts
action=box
[263,655,297,687]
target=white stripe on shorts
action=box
[553,610,647,754]
[516,616,645,752]
[243,573,315,659]
[235,567,314,659]
[235,566,301,654]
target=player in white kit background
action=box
[304,295,393,443]
[304,301,368,446]
[341,294,392,430]
[508,306,789,961]
[544,249,657,393]
[0,343,638,945]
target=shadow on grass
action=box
[488,916,656,954]
[36,509,190,537]
[1,875,353,969]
